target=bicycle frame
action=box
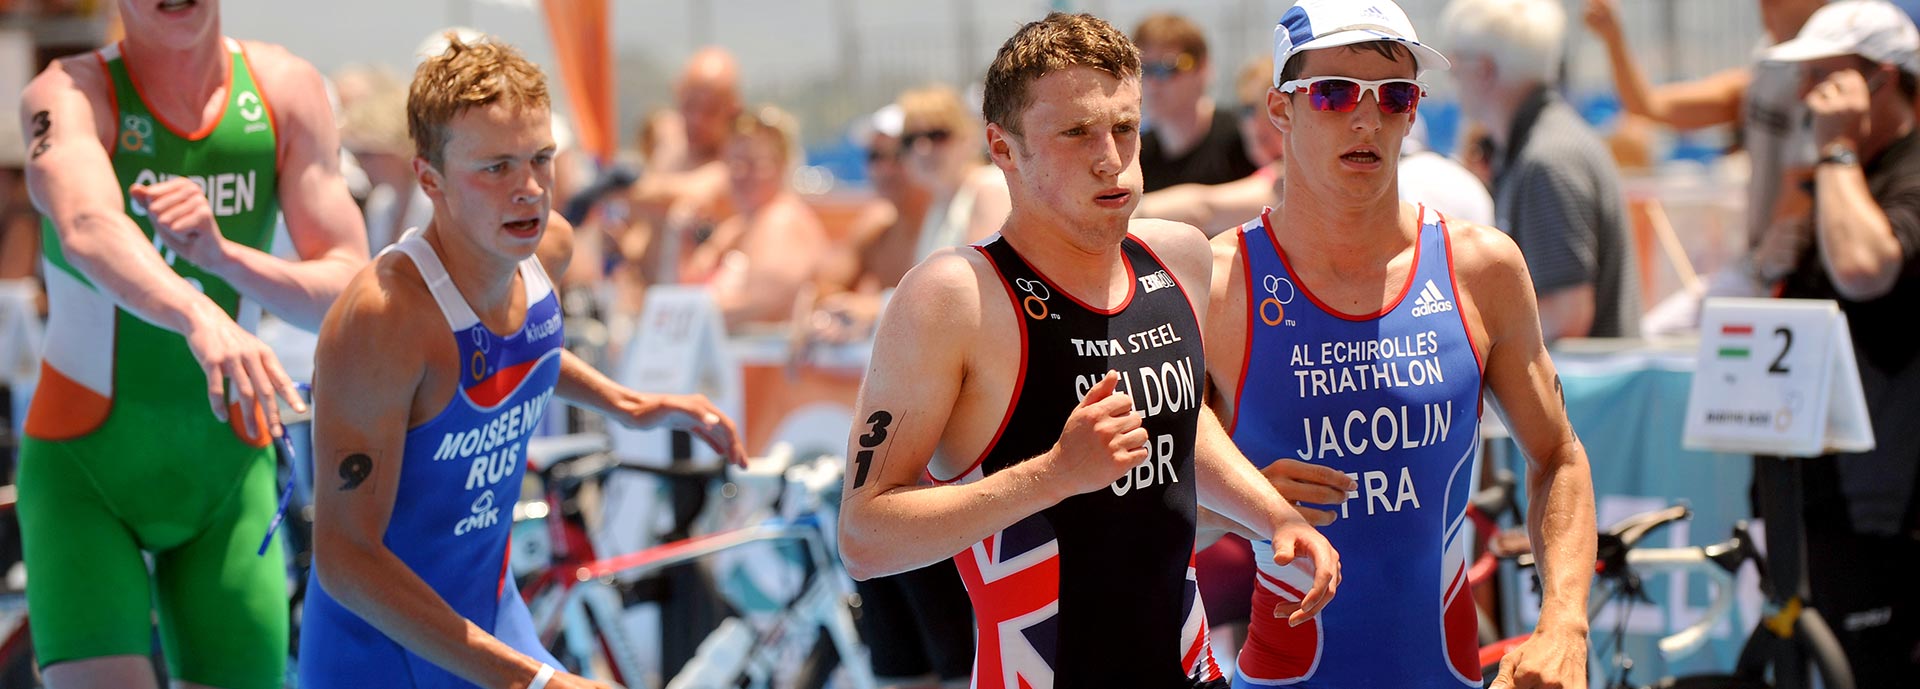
[517,439,873,689]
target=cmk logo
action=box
[1014,278,1055,321]
[1410,280,1454,318]
[454,489,502,536]
[1259,274,1296,327]
[1138,270,1176,295]
[120,114,155,155]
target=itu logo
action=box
[1259,274,1296,327]
[1015,278,1055,321]
[120,114,155,155]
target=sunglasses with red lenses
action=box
[1277,77,1426,115]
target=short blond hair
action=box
[407,33,550,167]
[982,12,1140,136]
[897,84,976,140]
[733,104,804,170]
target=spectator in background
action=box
[1443,0,1640,340]
[628,47,745,284]
[801,105,933,346]
[898,84,1009,259]
[1134,13,1258,191]
[682,106,829,329]
[1762,2,1920,682]
[1400,117,1496,227]
[338,85,428,252]
[1584,0,1828,334]
[1136,57,1284,235]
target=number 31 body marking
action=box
[852,410,895,488]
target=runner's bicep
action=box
[270,61,370,262]
[842,275,969,498]
[21,73,125,230]
[1477,259,1579,469]
[309,288,419,545]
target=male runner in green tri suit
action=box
[17,1,369,687]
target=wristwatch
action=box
[1816,143,1859,168]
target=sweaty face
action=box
[1272,47,1417,205]
[422,103,556,263]
[1004,66,1144,246]
[120,0,220,50]
[726,129,787,210]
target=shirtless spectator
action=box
[802,105,933,346]
[682,106,829,329]
[898,85,1010,260]
[630,48,745,284]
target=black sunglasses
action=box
[900,129,953,149]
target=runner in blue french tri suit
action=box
[299,34,745,689]
[1226,206,1484,687]
[1200,2,1600,688]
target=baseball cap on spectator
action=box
[1272,0,1451,86]
[850,104,906,149]
[1766,0,1920,75]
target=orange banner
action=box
[540,0,614,161]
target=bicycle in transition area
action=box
[1476,503,1853,689]
[517,434,875,689]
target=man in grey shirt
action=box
[1443,0,1640,340]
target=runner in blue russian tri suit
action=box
[1201,2,1598,688]
[300,35,745,689]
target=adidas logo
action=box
[1410,279,1454,317]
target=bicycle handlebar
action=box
[1617,540,1742,659]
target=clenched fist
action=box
[1045,371,1150,496]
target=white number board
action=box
[609,286,743,468]
[1682,298,1872,457]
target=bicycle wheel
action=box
[1794,607,1856,689]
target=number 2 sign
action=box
[1683,298,1874,457]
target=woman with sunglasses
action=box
[896,85,1011,263]
[1199,1,1598,688]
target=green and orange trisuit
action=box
[21,38,288,688]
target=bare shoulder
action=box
[537,210,575,276]
[318,252,439,371]
[236,40,322,85]
[1129,217,1211,275]
[1208,225,1245,282]
[24,53,106,102]
[237,40,329,119]
[1443,219,1530,291]
[890,246,992,323]
[22,54,110,124]
[772,195,828,235]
